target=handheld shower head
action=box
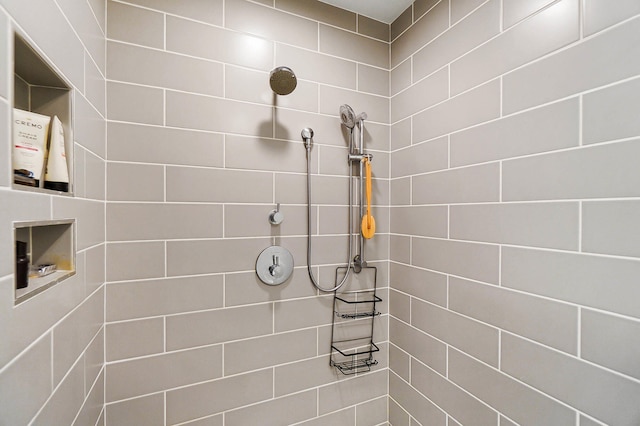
[340,104,356,129]
[301,128,314,150]
[270,66,297,95]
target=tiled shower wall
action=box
[389,0,640,425]
[104,0,390,424]
[0,0,106,425]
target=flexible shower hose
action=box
[305,141,353,292]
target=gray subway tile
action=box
[226,390,316,426]
[105,393,165,426]
[450,277,578,354]
[167,238,270,276]
[226,0,317,51]
[410,358,498,426]
[318,370,387,415]
[389,372,446,425]
[166,167,272,203]
[276,43,356,90]
[391,59,412,98]
[502,0,556,29]
[391,206,448,237]
[391,68,449,123]
[391,6,412,41]
[581,309,640,380]
[450,202,580,250]
[108,122,224,166]
[503,139,640,201]
[391,136,448,178]
[452,0,579,96]
[450,98,579,167]
[166,90,273,137]
[296,408,355,426]
[106,275,223,321]
[166,16,272,70]
[412,163,500,205]
[274,356,340,397]
[358,15,389,42]
[411,298,499,366]
[74,370,104,426]
[106,345,222,402]
[583,200,640,258]
[274,295,334,332]
[107,203,223,241]
[584,0,640,36]
[57,0,105,72]
[390,289,411,324]
[107,81,163,125]
[412,237,499,284]
[356,396,388,426]
[319,24,388,69]
[358,64,389,97]
[503,16,640,114]
[0,335,52,426]
[413,79,501,142]
[448,348,576,426]
[583,78,640,145]
[52,289,104,386]
[414,0,500,82]
[276,0,356,32]
[107,1,163,48]
[390,263,448,307]
[166,304,272,351]
[226,135,306,173]
[224,329,317,375]
[319,84,389,124]
[75,94,106,158]
[123,0,222,25]
[580,416,606,426]
[106,241,165,282]
[501,333,640,425]
[107,41,223,97]
[225,268,315,307]
[390,235,411,264]
[32,357,84,426]
[391,0,449,68]
[502,246,640,319]
[166,369,272,425]
[105,318,164,362]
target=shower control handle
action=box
[269,203,284,225]
[269,255,281,277]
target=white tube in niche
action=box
[44,116,69,192]
[12,108,51,187]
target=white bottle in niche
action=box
[12,108,51,187]
[44,116,69,192]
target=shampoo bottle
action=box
[44,116,69,192]
[12,109,51,187]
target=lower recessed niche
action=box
[14,219,76,304]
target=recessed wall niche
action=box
[14,219,76,304]
[12,32,73,194]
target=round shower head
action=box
[270,66,297,95]
[340,104,356,129]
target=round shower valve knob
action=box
[269,203,284,225]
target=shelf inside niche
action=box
[12,32,73,195]
[14,219,76,305]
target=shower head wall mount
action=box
[269,66,297,95]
